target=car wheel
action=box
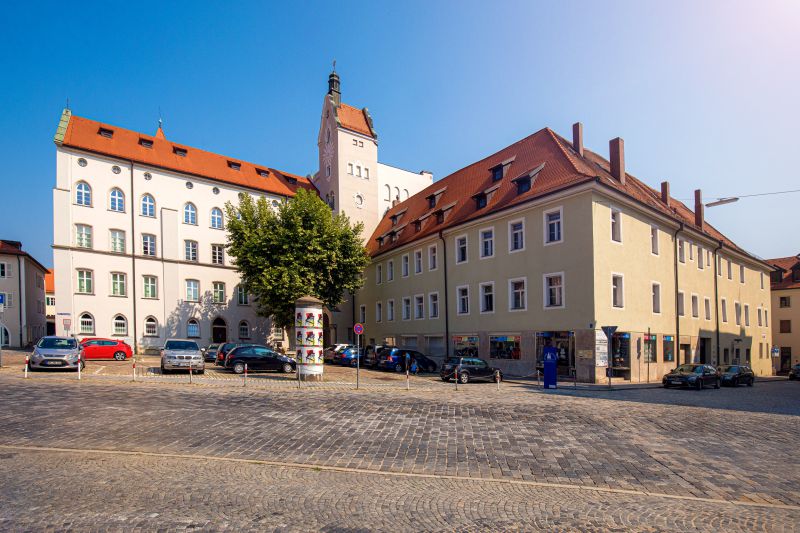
[233,362,245,375]
[160,365,167,375]
[663,382,670,388]
[732,377,738,387]
[282,363,293,373]
[714,378,720,389]
[395,364,404,373]
[695,379,702,390]
[459,372,469,384]
[747,378,754,387]
[429,364,437,373]
[113,351,126,361]
[350,359,358,368]
[197,369,205,375]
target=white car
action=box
[160,339,205,374]
[29,336,85,371]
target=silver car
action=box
[29,336,84,371]
[160,339,205,374]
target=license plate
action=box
[671,380,682,385]
[45,360,64,366]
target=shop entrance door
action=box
[680,344,692,364]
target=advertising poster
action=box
[295,305,324,374]
[595,330,608,367]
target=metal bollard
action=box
[537,370,540,388]
[244,363,247,387]
[406,368,410,391]
[24,356,29,378]
[132,360,136,382]
[496,370,500,391]
[78,359,82,380]
[455,365,460,391]
[189,364,192,384]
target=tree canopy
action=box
[225,189,370,329]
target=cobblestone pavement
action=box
[0,376,798,530]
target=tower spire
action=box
[328,61,341,106]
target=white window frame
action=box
[704,297,711,321]
[691,293,699,318]
[110,229,125,253]
[212,281,225,303]
[76,269,93,294]
[110,272,127,297]
[508,277,527,312]
[376,264,383,285]
[401,254,409,277]
[75,224,93,249]
[678,240,686,263]
[186,280,199,302]
[543,272,565,309]
[479,227,495,259]
[375,301,382,323]
[144,317,158,337]
[187,319,200,338]
[428,292,439,319]
[141,194,155,218]
[387,260,394,282]
[79,312,94,334]
[184,203,197,225]
[428,244,438,271]
[184,240,198,262]
[113,315,128,336]
[414,294,424,320]
[455,235,468,265]
[678,291,685,316]
[721,298,728,322]
[210,208,224,230]
[611,274,624,309]
[387,299,395,321]
[456,285,470,316]
[402,297,411,321]
[479,281,495,314]
[109,188,125,213]
[651,282,661,314]
[211,244,225,265]
[236,285,249,306]
[75,181,92,206]
[508,218,525,253]
[239,321,250,339]
[142,234,156,256]
[359,305,366,324]
[650,226,659,256]
[610,207,622,243]
[543,207,563,245]
[143,275,158,299]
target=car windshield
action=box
[165,341,199,351]
[446,357,464,365]
[674,364,699,373]
[37,338,77,349]
[721,366,738,373]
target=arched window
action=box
[187,319,200,338]
[109,188,125,212]
[141,194,155,217]
[184,203,197,225]
[113,314,128,335]
[79,312,94,334]
[76,182,92,206]
[384,185,391,202]
[329,191,335,209]
[239,321,250,339]
[210,207,223,229]
[144,316,158,337]
[394,187,400,201]
[403,189,409,200]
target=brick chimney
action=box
[660,181,671,207]
[609,137,625,185]
[694,189,704,230]
[572,122,583,156]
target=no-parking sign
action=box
[353,323,364,335]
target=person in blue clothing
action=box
[410,358,418,375]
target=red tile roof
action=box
[0,240,49,273]
[336,103,375,138]
[45,269,55,293]
[56,111,316,198]
[768,255,800,290]
[368,127,764,267]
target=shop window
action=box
[453,335,479,358]
[489,335,521,360]
[663,336,675,362]
[643,334,657,363]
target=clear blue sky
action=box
[2,0,798,267]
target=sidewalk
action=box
[503,374,788,391]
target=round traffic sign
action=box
[353,323,364,335]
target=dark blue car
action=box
[338,347,363,367]
[377,348,439,373]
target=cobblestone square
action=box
[0,374,798,531]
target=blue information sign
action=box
[543,346,558,389]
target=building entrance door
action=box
[780,347,791,372]
[680,343,692,364]
[212,318,227,343]
[698,338,710,364]
[0,325,8,347]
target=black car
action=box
[363,344,393,369]
[204,343,221,362]
[663,364,720,389]
[225,345,296,374]
[789,364,800,380]
[440,357,502,384]
[718,365,755,387]
[215,342,241,366]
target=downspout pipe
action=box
[17,255,23,347]
[438,230,450,358]
[129,161,138,353]
[713,240,724,365]
[672,222,684,365]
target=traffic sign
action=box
[353,323,364,335]
[63,318,72,330]
[601,325,618,340]
[0,293,4,312]
[771,346,780,357]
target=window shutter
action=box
[6,264,11,277]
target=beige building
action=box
[356,124,775,382]
[0,240,48,348]
[768,254,800,373]
[51,111,312,352]
[45,269,55,335]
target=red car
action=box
[80,338,132,360]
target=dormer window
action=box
[491,166,503,182]
[98,127,114,138]
[256,169,269,177]
[436,212,445,224]
[516,177,532,194]
[414,221,422,232]
[428,196,436,209]
[228,161,241,171]
[793,268,800,283]
[378,237,384,247]
[770,270,782,284]
[139,138,153,148]
[286,176,297,185]
[475,193,488,209]
[173,147,187,157]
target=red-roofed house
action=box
[0,240,48,347]
[51,111,309,351]
[354,123,775,382]
[768,254,800,373]
[45,269,55,335]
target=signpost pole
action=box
[353,323,364,390]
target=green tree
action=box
[225,189,370,329]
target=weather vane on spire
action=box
[332,59,336,72]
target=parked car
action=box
[330,344,355,364]
[337,346,363,367]
[215,342,241,366]
[224,345,296,374]
[439,357,502,384]
[161,339,204,374]
[323,344,351,363]
[204,343,221,363]
[788,364,800,380]
[718,365,755,387]
[376,348,439,373]
[662,364,720,389]
[363,344,393,369]
[79,338,132,360]
[29,336,85,371]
